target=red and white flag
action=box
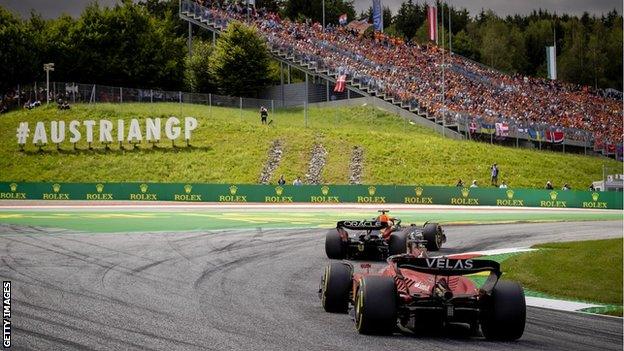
[495,122,509,137]
[428,6,437,43]
[469,121,477,133]
[334,74,346,93]
[339,13,347,26]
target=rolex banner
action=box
[0,182,621,210]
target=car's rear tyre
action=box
[320,263,352,313]
[325,230,345,259]
[354,276,397,334]
[480,280,526,341]
[388,231,408,256]
[422,222,442,251]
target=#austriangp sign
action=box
[15,117,198,148]
[0,182,621,210]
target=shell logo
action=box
[506,189,514,199]
[140,184,149,193]
[414,187,423,196]
[229,185,238,195]
[368,186,376,196]
[96,183,104,193]
[52,183,61,193]
[321,186,330,195]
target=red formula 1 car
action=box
[319,245,526,340]
[325,210,445,260]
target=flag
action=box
[546,46,557,80]
[594,139,604,152]
[528,128,543,141]
[372,0,382,31]
[545,130,564,143]
[495,123,509,137]
[334,75,346,93]
[480,123,495,134]
[617,144,623,161]
[339,13,347,26]
[469,121,477,133]
[428,6,437,43]
[607,143,616,155]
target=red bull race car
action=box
[325,210,445,260]
[319,241,526,340]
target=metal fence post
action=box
[150,89,153,103]
[209,93,212,118]
[304,100,308,128]
[120,87,123,103]
[17,84,20,107]
[271,100,274,115]
[239,97,243,121]
[179,91,182,103]
[72,83,76,103]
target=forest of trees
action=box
[0,0,622,96]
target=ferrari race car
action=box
[319,247,526,340]
[325,210,446,260]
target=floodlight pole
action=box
[43,63,55,105]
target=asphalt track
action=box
[0,220,622,351]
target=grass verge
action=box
[0,102,619,188]
[502,238,623,316]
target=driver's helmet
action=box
[377,213,390,223]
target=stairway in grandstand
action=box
[178,3,463,139]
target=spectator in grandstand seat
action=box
[545,181,554,190]
[260,106,268,124]
[278,174,286,185]
[562,184,571,191]
[490,163,499,186]
[470,180,478,188]
[293,176,302,186]
[499,181,508,189]
[455,179,464,187]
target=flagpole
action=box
[322,0,325,31]
[448,3,452,53]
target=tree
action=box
[393,0,425,40]
[0,7,37,91]
[452,30,478,60]
[284,0,355,26]
[209,21,271,97]
[184,40,215,93]
[523,19,554,77]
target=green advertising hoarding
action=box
[0,182,621,209]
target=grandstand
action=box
[179,0,622,158]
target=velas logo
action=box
[358,186,385,204]
[87,183,113,200]
[541,190,566,208]
[321,186,330,196]
[496,189,524,207]
[175,184,202,202]
[583,192,607,209]
[184,184,193,194]
[129,183,157,201]
[43,182,69,200]
[0,182,26,199]
[404,186,433,205]
[312,185,339,203]
[451,187,478,205]
[220,185,246,202]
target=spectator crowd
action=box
[186,0,622,146]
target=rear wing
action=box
[391,256,502,294]
[336,220,385,231]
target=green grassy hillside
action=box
[0,102,618,188]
